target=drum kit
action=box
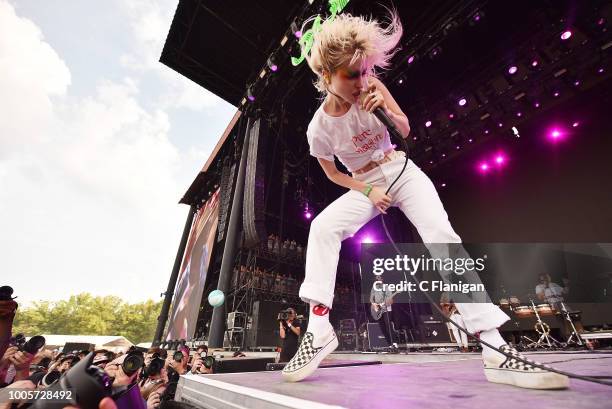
[498,295,584,349]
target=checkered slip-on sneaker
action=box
[281,328,338,382]
[483,345,569,389]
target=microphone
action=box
[359,91,406,143]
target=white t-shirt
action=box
[306,101,394,172]
[535,282,565,304]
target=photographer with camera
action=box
[139,352,168,405]
[189,349,214,375]
[0,334,45,385]
[278,308,301,363]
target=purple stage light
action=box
[468,138,473,143]
[429,160,434,164]
[485,129,490,134]
[479,162,490,173]
[574,80,580,86]
[247,95,255,102]
[548,128,566,142]
[495,154,505,165]
[597,18,605,26]
[294,30,302,39]
[498,122,503,128]
[408,55,415,64]
[449,113,455,119]
[598,67,604,74]
[534,101,540,108]
[413,136,418,141]
[531,60,539,67]
[458,98,467,106]
[456,145,460,150]
[441,182,447,187]
[508,66,518,75]
[270,64,278,72]
[442,153,447,158]
[516,112,522,117]
[425,120,432,127]
[361,235,374,244]
[554,91,560,97]
[572,121,579,127]
[305,211,312,219]
[561,30,572,40]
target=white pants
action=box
[299,151,509,333]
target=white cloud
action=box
[116,0,223,111]
[0,0,202,305]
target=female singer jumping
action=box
[281,11,568,390]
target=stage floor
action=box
[176,351,612,409]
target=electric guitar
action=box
[370,290,402,321]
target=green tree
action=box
[13,294,162,345]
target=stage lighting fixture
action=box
[508,66,518,75]
[267,56,278,72]
[512,126,520,138]
[458,98,467,106]
[247,86,255,102]
[561,30,572,40]
[407,55,415,64]
[572,121,579,127]
[425,120,432,127]
[290,21,302,38]
[494,154,505,165]
[469,10,484,26]
[428,46,442,60]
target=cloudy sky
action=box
[0,0,236,305]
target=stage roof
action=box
[160,0,303,107]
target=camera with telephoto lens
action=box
[142,357,165,378]
[31,352,146,409]
[202,356,215,369]
[10,333,46,354]
[122,347,144,376]
[40,370,62,387]
[277,309,293,321]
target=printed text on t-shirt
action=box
[352,129,384,154]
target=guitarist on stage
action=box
[370,275,398,350]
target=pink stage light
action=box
[531,60,539,67]
[547,127,567,142]
[449,113,455,119]
[495,154,506,165]
[479,162,490,173]
[508,66,518,75]
[408,55,415,64]
[561,30,572,40]
[572,121,579,127]
[361,235,374,244]
[458,98,467,106]
[425,120,432,127]
[305,211,312,219]
[534,101,540,108]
